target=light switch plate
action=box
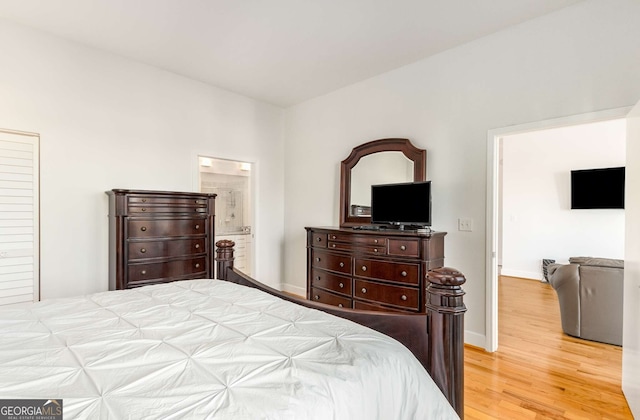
[458,218,473,231]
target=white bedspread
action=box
[0,280,458,419]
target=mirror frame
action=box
[340,138,426,227]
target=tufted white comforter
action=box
[0,280,458,419]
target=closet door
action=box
[0,130,39,306]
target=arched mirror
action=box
[340,138,426,227]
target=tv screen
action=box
[571,166,625,209]
[371,181,431,227]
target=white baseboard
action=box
[500,268,543,281]
[281,283,306,297]
[464,330,487,350]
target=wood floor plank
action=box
[464,276,632,419]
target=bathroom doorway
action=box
[198,156,254,276]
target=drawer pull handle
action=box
[141,270,146,275]
[400,245,406,251]
[338,303,343,308]
[374,239,378,244]
[361,288,367,294]
[331,235,336,240]
[401,271,407,277]
[374,248,378,253]
[331,244,336,248]
[141,226,147,231]
[195,224,200,230]
[401,294,407,301]
[195,263,200,268]
[339,282,344,288]
[361,266,367,272]
[339,262,344,268]
[314,295,320,300]
[195,244,200,249]
[315,257,321,262]
[316,237,322,242]
[141,198,146,202]
[140,248,146,253]
[141,208,147,212]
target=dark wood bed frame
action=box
[215,240,467,418]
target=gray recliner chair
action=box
[547,257,623,346]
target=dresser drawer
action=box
[353,300,404,313]
[128,218,207,238]
[128,238,206,260]
[326,233,386,247]
[354,258,419,285]
[310,233,327,248]
[327,241,386,255]
[128,196,208,205]
[128,256,207,283]
[388,239,420,257]
[354,279,420,310]
[128,206,207,214]
[127,272,206,288]
[309,287,352,308]
[311,250,351,275]
[128,195,208,209]
[310,269,351,296]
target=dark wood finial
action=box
[215,240,235,280]
[425,267,467,418]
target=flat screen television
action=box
[371,181,431,228]
[571,166,625,209]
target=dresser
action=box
[107,189,216,290]
[306,227,446,313]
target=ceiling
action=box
[0,0,583,107]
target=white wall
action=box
[0,19,285,298]
[501,119,626,280]
[283,0,640,345]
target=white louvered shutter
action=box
[0,130,39,306]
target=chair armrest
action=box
[548,263,579,290]
[547,263,561,277]
[547,263,580,337]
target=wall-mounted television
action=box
[571,166,625,209]
[371,181,431,228]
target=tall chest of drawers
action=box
[306,227,446,313]
[107,189,216,290]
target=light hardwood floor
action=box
[464,276,632,419]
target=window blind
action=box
[0,130,39,306]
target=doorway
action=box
[198,156,254,276]
[486,107,631,351]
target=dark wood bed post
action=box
[215,240,235,280]
[426,268,467,418]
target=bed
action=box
[0,241,466,419]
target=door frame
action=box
[194,154,258,276]
[485,106,632,352]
